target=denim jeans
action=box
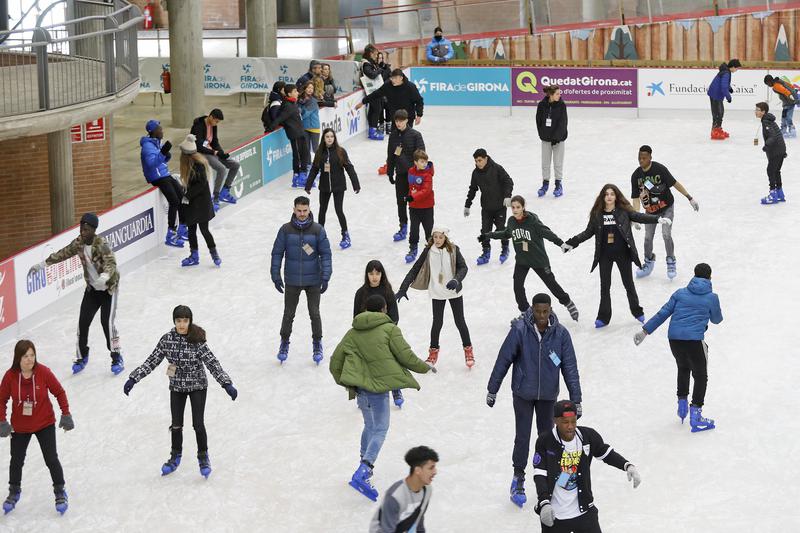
[357,390,391,465]
[781,104,795,130]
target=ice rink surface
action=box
[1,109,795,532]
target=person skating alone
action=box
[482,195,578,320]
[535,85,568,198]
[304,128,360,249]
[565,184,671,328]
[140,119,187,247]
[190,108,240,209]
[124,305,237,478]
[630,145,699,279]
[396,228,474,368]
[177,135,222,268]
[370,446,439,532]
[763,74,798,137]
[755,102,788,205]
[330,294,435,502]
[486,294,581,509]
[404,149,435,264]
[533,400,641,531]
[270,196,333,364]
[707,58,741,139]
[465,148,514,265]
[29,212,123,375]
[634,263,723,432]
[273,84,311,188]
[385,109,426,242]
[0,340,73,515]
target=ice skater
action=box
[465,148,514,265]
[273,84,311,188]
[178,135,222,268]
[707,58,741,139]
[384,109,426,243]
[123,305,237,478]
[299,81,321,161]
[486,294,581,509]
[190,108,240,209]
[634,263,723,432]
[763,74,798,137]
[755,102,788,205]
[370,446,438,532]
[404,149,435,264]
[359,44,391,142]
[535,85,568,198]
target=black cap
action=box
[554,400,578,418]
[80,212,99,229]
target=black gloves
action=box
[729,87,734,93]
[445,279,461,291]
[404,195,414,202]
[388,174,395,185]
[160,141,172,155]
[218,151,229,160]
[477,233,486,243]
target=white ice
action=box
[1,108,796,532]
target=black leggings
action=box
[597,253,642,323]
[9,424,64,488]
[188,221,216,251]
[170,389,208,453]
[290,137,310,174]
[670,340,709,407]
[430,297,471,348]
[319,191,347,233]
[513,264,571,312]
[154,176,183,230]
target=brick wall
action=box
[0,129,113,260]
[130,0,243,30]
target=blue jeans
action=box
[781,104,795,130]
[357,390,390,465]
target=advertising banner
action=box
[0,259,17,333]
[318,90,367,144]
[511,67,637,108]
[230,138,264,199]
[261,129,293,185]
[409,67,511,106]
[638,68,771,110]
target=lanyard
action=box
[18,373,36,406]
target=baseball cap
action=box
[145,119,160,133]
[554,400,578,418]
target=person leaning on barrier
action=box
[190,108,240,210]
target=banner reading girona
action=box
[511,67,637,108]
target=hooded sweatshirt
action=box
[0,364,70,434]
[643,277,723,340]
[140,136,171,182]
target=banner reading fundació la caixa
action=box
[511,67,637,108]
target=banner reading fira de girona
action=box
[511,67,637,108]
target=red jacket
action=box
[0,364,70,434]
[407,161,435,209]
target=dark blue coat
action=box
[140,136,171,183]
[643,277,722,340]
[270,214,332,287]
[707,63,732,102]
[487,310,581,402]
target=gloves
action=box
[404,195,414,203]
[388,174,395,185]
[689,197,699,212]
[576,403,583,419]
[634,329,648,345]
[426,362,438,374]
[274,279,284,293]
[320,281,328,294]
[726,96,732,103]
[486,392,496,408]
[503,197,512,208]
[219,152,230,160]
[560,243,573,253]
[729,87,734,93]
[160,141,172,155]
[123,378,136,396]
[304,186,312,195]
[446,279,461,291]
[395,290,408,302]
[0,421,11,438]
[634,222,641,231]
[477,233,486,243]
[463,207,470,217]
[658,217,672,226]
[224,383,238,401]
[626,464,642,488]
[59,414,75,431]
[539,502,555,527]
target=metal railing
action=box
[0,0,142,118]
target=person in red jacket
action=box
[404,149,435,264]
[0,340,73,515]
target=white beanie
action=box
[431,227,449,236]
[179,134,197,155]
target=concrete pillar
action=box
[167,0,204,128]
[310,0,340,58]
[246,0,278,57]
[47,129,75,233]
[280,0,302,24]
[0,1,8,32]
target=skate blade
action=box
[691,425,715,432]
[348,480,378,501]
[510,496,526,508]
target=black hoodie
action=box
[363,75,424,122]
[762,112,787,158]
[536,97,568,143]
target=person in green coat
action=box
[330,294,435,501]
[481,195,579,321]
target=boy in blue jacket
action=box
[634,263,723,432]
[140,120,186,247]
[486,293,582,509]
[707,58,741,140]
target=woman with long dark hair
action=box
[320,63,337,108]
[305,128,361,249]
[178,135,221,267]
[565,184,672,328]
[123,305,237,479]
[0,340,72,515]
[299,81,321,162]
[360,44,391,141]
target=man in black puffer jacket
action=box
[386,109,426,241]
[465,148,514,264]
[755,101,788,204]
[358,69,424,127]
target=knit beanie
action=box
[179,134,197,155]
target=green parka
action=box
[485,211,563,269]
[330,311,431,400]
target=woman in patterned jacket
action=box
[123,305,237,478]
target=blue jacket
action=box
[707,63,732,102]
[270,214,332,287]
[426,37,454,62]
[300,96,320,131]
[487,310,581,402]
[140,136,171,183]
[643,277,723,340]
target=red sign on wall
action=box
[85,117,105,142]
[70,124,84,143]
[0,259,18,332]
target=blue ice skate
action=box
[165,229,184,248]
[510,475,527,508]
[392,389,404,409]
[219,186,237,204]
[349,462,379,501]
[499,244,510,264]
[72,354,89,374]
[110,353,124,375]
[405,246,418,264]
[312,340,324,365]
[198,452,212,478]
[761,189,781,205]
[594,320,607,329]
[666,256,677,280]
[476,249,491,265]
[161,451,182,476]
[393,224,408,242]
[340,232,351,249]
[3,487,20,514]
[210,248,222,267]
[54,486,68,515]
[181,249,200,267]
[636,255,656,278]
[537,181,549,197]
[677,397,688,424]
[553,180,563,197]
[277,339,290,364]
[689,405,715,432]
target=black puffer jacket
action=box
[535,97,568,143]
[386,127,425,177]
[762,112,787,158]
[465,157,514,210]
[361,59,390,81]
[273,98,305,140]
[306,146,360,193]
[566,208,659,271]
[181,162,215,226]
[363,78,424,122]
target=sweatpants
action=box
[395,173,409,226]
[710,97,725,128]
[597,253,642,324]
[542,507,602,533]
[154,176,183,231]
[514,264,571,312]
[781,104,795,130]
[170,389,208,453]
[541,141,565,181]
[77,286,120,360]
[669,339,709,407]
[767,154,785,190]
[188,221,216,251]
[357,390,390,466]
[642,204,674,260]
[512,395,555,476]
[480,207,508,251]
[306,130,320,158]
[9,424,64,489]
[319,191,348,233]
[290,137,311,174]
[280,285,322,341]
[409,207,434,248]
[205,154,240,196]
[430,297,471,348]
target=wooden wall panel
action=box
[731,16,747,60]
[763,15,779,61]
[685,23,699,61]
[745,15,762,61]
[540,33,555,60]
[668,24,684,61]
[554,32,571,60]
[633,26,650,60]
[711,20,728,63]
[588,28,605,60]
[698,20,713,62]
